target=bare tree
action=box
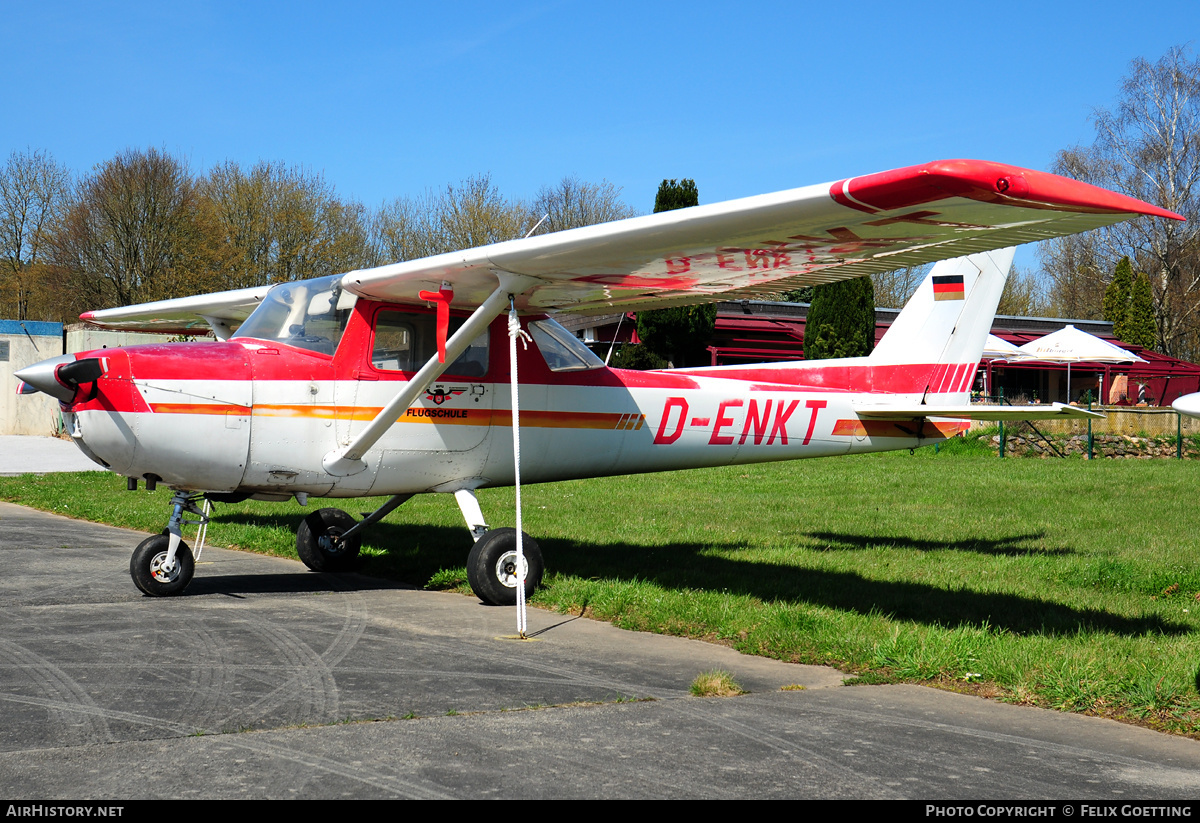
[527,175,639,234]
[51,148,228,311]
[996,265,1049,317]
[0,149,70,319]
[432,173,529,252]
[871,264,929,309]
[367,192,440,265]
[1038,232,1107,319]
[204,160,370,287]
[1041,46,1200,356]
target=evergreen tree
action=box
[803,276,876,360]
[1103,256,1133,333]
[633,179,716,367]
[779,286,813,303]
[653,178,698,213]
[1126,271,1157,349]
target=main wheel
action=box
[466,528,543,606]
[130,534,195,596]
[296,508,361,572]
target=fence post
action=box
[1086,390,1093,461]
[998,386,1005,459]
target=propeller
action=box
[14,356,107,403]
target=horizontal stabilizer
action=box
[852,403,1104,421]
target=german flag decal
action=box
[932,274,965,301]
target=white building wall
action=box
[1,322,64,436]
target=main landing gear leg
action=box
[130,490,207,596]
[294,494,412,572]
[454,489,543,606]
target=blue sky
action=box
[4,1,1197,272]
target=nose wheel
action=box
[129,490,207,596]
[130,534,195,596]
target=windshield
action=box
[233,274,357,355]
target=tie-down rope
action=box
[507,298,533,637]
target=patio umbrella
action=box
[983,334,1038,361]
[1016,325,1146,401]
[980,334,1040,396]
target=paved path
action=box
[0,435,107,475]
[1,502,1198,799]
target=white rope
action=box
[194,498,212,560]
[507,300,532,637]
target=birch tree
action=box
[1041,46,1200,357]
[0,149,70,319]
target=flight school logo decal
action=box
[425,385,466,406]
[932,274,965,301]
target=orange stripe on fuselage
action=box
[832,418,968,438]
[150,402,646,431]
[149,403,252,416]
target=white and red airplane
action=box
[15,159,1181,605]
[1174,393,1200,418]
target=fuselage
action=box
[55,297,971,499]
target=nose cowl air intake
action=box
[15,355,108,404]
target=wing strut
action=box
[322,273,539,477]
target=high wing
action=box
[79,284,271,338]
[343,159,1181,314]
[79,159,1181,333]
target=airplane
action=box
[1174,392,1200,420]
[14,159,1182,608]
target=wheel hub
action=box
[318,533,345,555]
[149,551,180,583]
[494,551,528,589]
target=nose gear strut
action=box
[129,491,210,596]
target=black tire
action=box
[466,528,543,606]
[130,534,195,596]
[296,508,361,572]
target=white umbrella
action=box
[1016,324,1146,401]
[983,334,1038,361]
[980,335,1040,396]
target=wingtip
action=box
[831,159,1185,221]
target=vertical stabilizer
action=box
[870,247,1013,366]
[867,247,1013,404]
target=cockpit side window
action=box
[371,310,489,377]
[528,319,605,372]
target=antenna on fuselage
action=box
[605,311,627,366]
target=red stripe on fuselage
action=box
[674,362,978,395]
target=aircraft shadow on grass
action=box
[205,513,1187,638]
[800,531,1074,557]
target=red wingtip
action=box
[831,159,1185,221]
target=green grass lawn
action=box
[3,440,1200,736]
